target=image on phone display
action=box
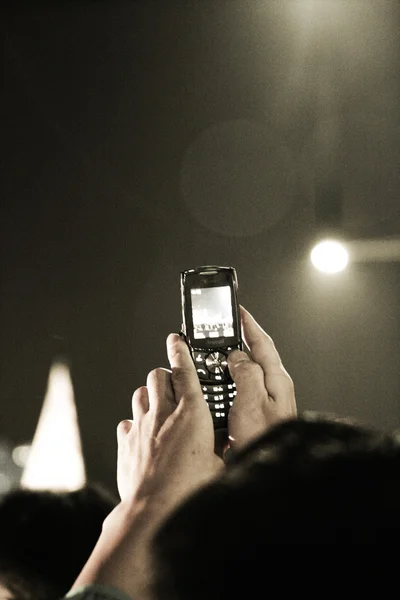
[191,286,234,340]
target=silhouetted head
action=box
[0,483,117,600]
[151,415,400,599]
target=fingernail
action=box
[167,333,180,343]
[229,350,250,367]
[120,419,133,432]
[167,333,182,351]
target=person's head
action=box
[0,483,117,600]
[151,414,400,598]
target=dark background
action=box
[1,0,399,496]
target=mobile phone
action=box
[180,265,242,429]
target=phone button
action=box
[194,352,207,363]
[208,399,228,410]
[196,368,208,377]
[210,372,230,382]
[210,408,227,420]
[201,383,234,394]
[205,351,228,374]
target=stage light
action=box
[20,360,86,492]
[310,239,349,274]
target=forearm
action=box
[70,499,161,600]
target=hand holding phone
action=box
[180,266,243,429]
[226,306,297,451]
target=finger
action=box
[240,305,286,374]
[116,419,133,460]
[239,305,295,404]
[116,419,133,501]
[146,367,176,421]
[227,350,268,400]
[166,333,202,403]
[116,419,133,445]
[131,385,149,418]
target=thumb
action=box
[227,350,266,399]
[166,333,202,403]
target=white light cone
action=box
[20,360,86,491]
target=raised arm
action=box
[70,333,223,600]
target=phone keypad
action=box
[192,346,240,429]
[201,378,237,428]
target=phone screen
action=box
[190,285,234,340]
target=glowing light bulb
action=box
[311,239,349,274]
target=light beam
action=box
[20,360,86,491]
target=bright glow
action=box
[20,360,86,491]
[311,239,349,274]
[12,444,31,468]
[347,238,400,263]
[0,473,12,494]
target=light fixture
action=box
[310,238,349,274]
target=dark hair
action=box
[0,483,117,600]
[151,416,400,599]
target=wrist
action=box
[103,493,173,540]
[75,496,159,598]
